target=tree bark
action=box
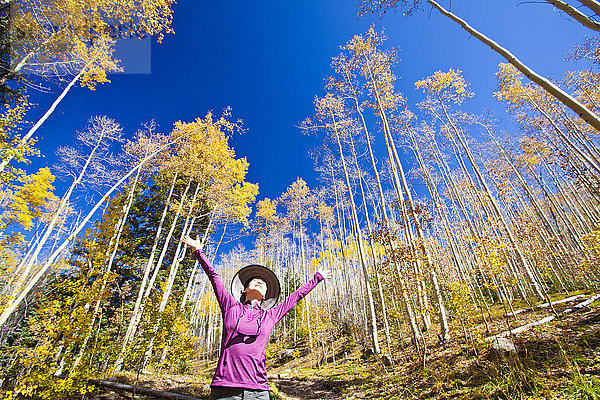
[329,109,381,354]
[113,172,178,371]
[545,0,600,31]
[576,0,600,15]
[0,136,179,328]
[429,0,600,132]
[0,70,83,173]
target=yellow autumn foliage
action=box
[8,0,174,89]
[415,68,474,104]
[0,167,58,231]
[168,112,258,225]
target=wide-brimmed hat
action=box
[231,264,280,310]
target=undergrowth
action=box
[268,300,600,400]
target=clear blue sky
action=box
[26,0,589,203]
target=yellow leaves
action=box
[218,181,259,224]
[494,63,526,105]
[0,99,36,175]
[317,202,334,223]
[339,25,403,111]
[257,198,278,222]
[516,137,551,168]
[0,167,58,231]
[475,237,508,276]
[345,25,385,58]
[581,227,600,278]
[0,99,30,138]
[447,281,471,313]
[4,261,116,399]
[280,178,314,221]
[415,68,474,104]
[78,35,122,90]
[166,112,257,224]
[10,0,175,89]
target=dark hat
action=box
[231,264,280,310]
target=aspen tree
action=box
[544,0,600,32]
[416,69,547,300]
[1,0,174,87]
[360,0,600,131]
[331,53,416,326]
[280,178,316,349]
[346,27,450,339]
[346,125,393,354]
[0,1,176,175]
[0,72,82,174]
[180,219,212,310]
[113,172,178,371]
[407,120,472,336]
[496,64,600,180]
[577,0,600,16]
[8,116,123,306]
[482,123,576,260]
[308,94,382,353]
[142,179,197,366]
[0,120,180,328]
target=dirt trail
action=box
[273,378,349,399]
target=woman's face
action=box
[245,278,268,301]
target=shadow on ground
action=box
[274,377,361,399]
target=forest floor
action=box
[90,291,600,400]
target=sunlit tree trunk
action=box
[0,70,83,174]
[14,118,120,298]
[576,0,600,16]
[142,179,195,367]
[0,133,179,329]
[114,173,179,371]
[544,0,600,31]
[348,132,393,354]
[428,0,600,131]
[329,108,381,354]
[70,167,144,373]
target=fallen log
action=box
[486,294,598,341]
[486,316,556,342]
[564,293,600,314]
[506,294,584,317]
[88,379,202,400]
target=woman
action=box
[182,235,331,400]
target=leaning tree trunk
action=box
[142,180,196,368]
[13,131,105,297]
[0,136,180,328]
[576,0,600,16]
[113,172,178,371]
[69,168,144,374]
[428,0,600,131]
[544,0,600,31]
[348,132,392,354]
[0,70,84,174]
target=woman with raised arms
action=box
[182,235,332,400]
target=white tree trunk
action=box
[429,0,600,131]
[0,137,179,328]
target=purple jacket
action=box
[195,249,323,390]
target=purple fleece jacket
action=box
[195,249,323,390]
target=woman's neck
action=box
[250,299,261,307]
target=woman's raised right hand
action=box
[183,235,202,251]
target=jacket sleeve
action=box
[195,249,237,313]
[269,272,323,323]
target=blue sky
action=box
[26,0,590,205]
